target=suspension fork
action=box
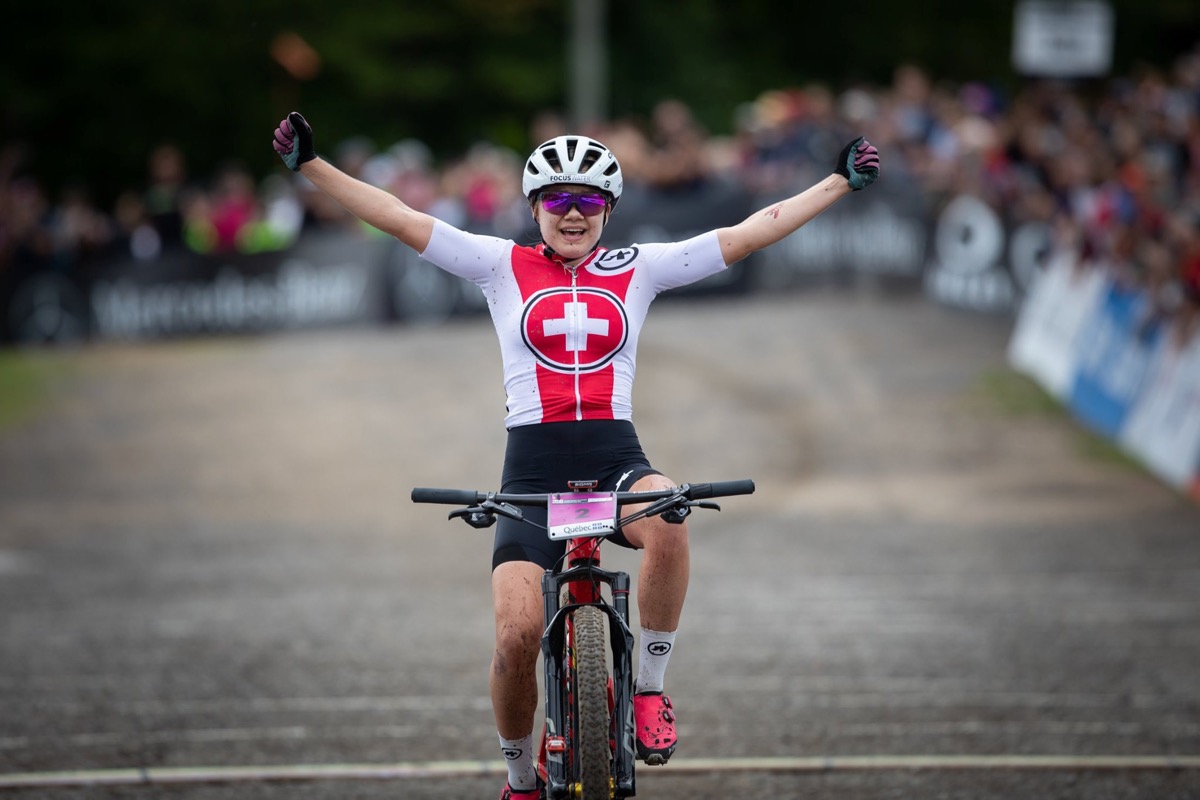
[540,538,637,798]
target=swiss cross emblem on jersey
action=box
[521,287,629,373]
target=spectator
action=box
[207,163,259,253]
[643,98,709,193]
[4,38,1200,349]
[143,143,189,250]
[45,183,113,270]
[111,190,161,262]
[0,175,53,275]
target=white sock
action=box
[499,733,538,791]
[636,628,677,693]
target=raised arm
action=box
[272,112,435,253]
[716,137,879,266]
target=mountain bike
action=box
[411,478,754,800]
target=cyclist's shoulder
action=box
[596,231,722,265]
[433,218,518,247]
[626,229,722,253]
[424,218,517,259]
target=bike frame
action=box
[411,479,754,800]
[539,483,637,798]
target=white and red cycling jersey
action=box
[420,220,728,428]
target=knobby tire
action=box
[571,605,612,800]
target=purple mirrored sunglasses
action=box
[538,190,609,217]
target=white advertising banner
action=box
[1007,253,1108,399]
[1120,328,1200,491]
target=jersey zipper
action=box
[568,264,583,421]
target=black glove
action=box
[833,136,880,190]
[272,111,316,171]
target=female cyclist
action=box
[272,112,879,800]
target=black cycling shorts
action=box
[492,419,662,571]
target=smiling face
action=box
[532,185,610,264]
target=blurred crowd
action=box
[3,45,1200,342]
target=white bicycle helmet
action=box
[522,135,623,205]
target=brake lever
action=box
[660,506,689,524]
[449,507,495,529]
[660,499,721,524]
[621,489,724,527]
[449,500,525,529]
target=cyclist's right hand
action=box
[273,111,316,172]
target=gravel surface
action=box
[2,292,1198,799]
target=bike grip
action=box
[411,488,483,505]
[689,479,756,499]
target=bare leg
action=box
[622,473,690,631]
[490,560,545,739]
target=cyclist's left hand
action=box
[834,136,880,191]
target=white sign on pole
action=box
[1012,0,1114,77]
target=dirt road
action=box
[1,293,1198,799]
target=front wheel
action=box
[570,605,612,800]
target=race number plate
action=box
[547,492,617,541]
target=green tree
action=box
[2,0,1197,206]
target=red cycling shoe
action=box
[499,779,544,800]
[634,691,677,765]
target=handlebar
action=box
[411,479,755,508]
[410,487,484,506]
[683,479,756,500]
